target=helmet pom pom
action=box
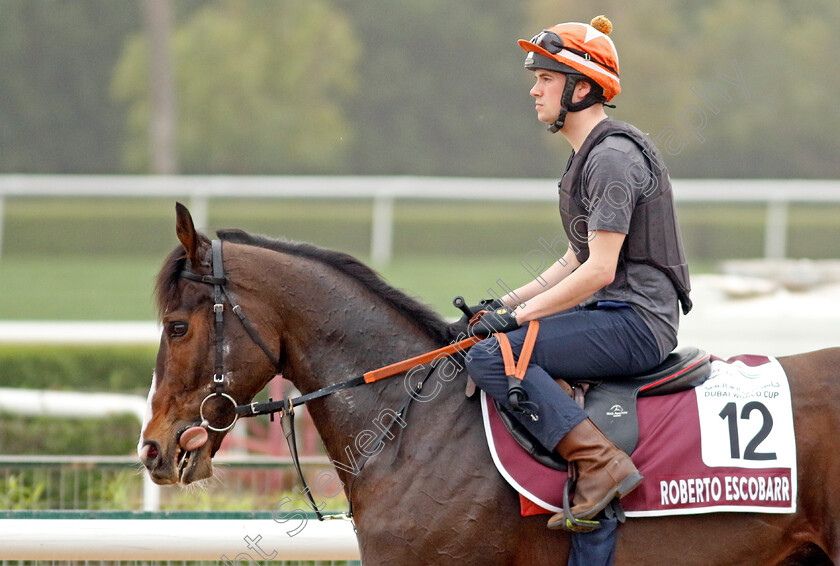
[590,15,613,35]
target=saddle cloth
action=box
[481,355,797,517]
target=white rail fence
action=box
[0,387,159,511]
[1,275,838,359]
[0,320,159,344]
[1,175,838,264]
[0,512,360,561]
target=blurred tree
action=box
[338,0,557,177]
[113,0,359,174]
[143,0,178,174]
[524,0,840,178]
[677,0,840,178]
[0,0,140,173]
[1,0,836,178]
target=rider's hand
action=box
[469,298,504,314]
[448,298,508,340]
[469,306,520,336]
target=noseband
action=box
[175,238,483,525]
[179,239,283,432]
[178,239,358,523]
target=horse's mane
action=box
[155,229,453,346]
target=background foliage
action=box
[0,345,154,455]
[1,0,838,178]
[113,0,360,173]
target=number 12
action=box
[719,401,776,461]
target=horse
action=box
[139,203,840,565]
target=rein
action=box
[180,239,482,523]
[237,334,483,417]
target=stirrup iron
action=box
[549,477,602,533]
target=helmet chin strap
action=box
[549,108,569,133]
[548,75,604,133]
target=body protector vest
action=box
[559,119,693,314]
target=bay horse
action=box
[139,203,839,565]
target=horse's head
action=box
[139,203,280,485]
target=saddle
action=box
[493,346,711,471]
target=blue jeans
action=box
[466,303,662,451]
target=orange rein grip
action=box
[494,320,541,380]
[516,320,540,379]
[362,335,483,384]
[495,332,517,378]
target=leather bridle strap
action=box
[237,334,483,417]
[211,240,226,393]
[221,286,283,375]
[179,240,283,379]
[180,240,283,433]
[238,376,367,417]
[176,240,228,394]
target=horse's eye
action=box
[168,322,189,338]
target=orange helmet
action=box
[519,16,620,101]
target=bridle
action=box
[179,239,349,521]
[176,238,483,524]
[179,239,283,432]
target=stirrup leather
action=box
[495,321,541,419]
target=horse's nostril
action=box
[140,440,160,465]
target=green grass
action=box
[0,253,533,320]
[0,256,162,320]
[1,198,838,320]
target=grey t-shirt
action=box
[577,134,680,358]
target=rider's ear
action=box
[573,80,592,103]
[175,202,202,267]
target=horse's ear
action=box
[175,202,201,266]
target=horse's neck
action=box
[267,254,448,464]
[283,286,440,395]
[253,251,495,528]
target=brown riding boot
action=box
[548,418,643,526]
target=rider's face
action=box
[530,69,567,125]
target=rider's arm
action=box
[512,230,625,323]
[500,245,581,307]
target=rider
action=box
[464,16,692,529]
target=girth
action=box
[493,346,711,471]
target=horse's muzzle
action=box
[139,439,179,485]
